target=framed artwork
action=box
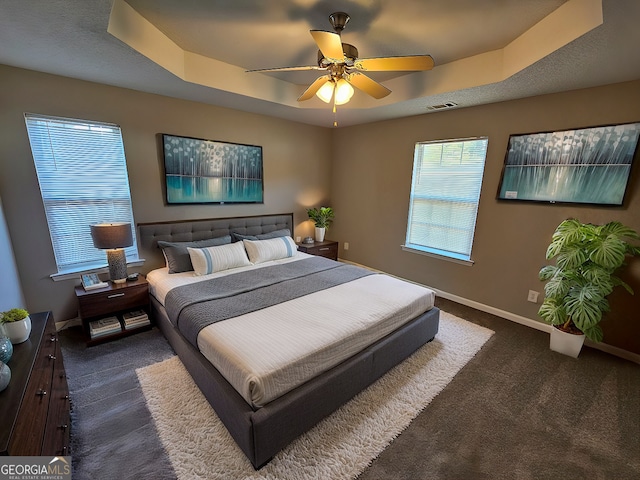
[161,134,263,204]
[496,122,640,206]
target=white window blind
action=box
[405,137,488,262]
[25,114,139,275]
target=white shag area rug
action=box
[136,311,493,480]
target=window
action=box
[25,114,139,277]
[404,137,488,264]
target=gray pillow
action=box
[231,228,291,243]
[158,235,232,273]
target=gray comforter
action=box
[165,256,375,347]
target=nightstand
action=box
[296,239,339,260]
[75,275,150,346]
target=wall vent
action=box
[426,102,458,111]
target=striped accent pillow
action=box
[187,241,252,276]
[243,236,297,264]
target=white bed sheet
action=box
[147,255,435,408]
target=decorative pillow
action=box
[187,241,252,276]
[243,236,297,264]
[158,236,232,273]
[231,228,291,243]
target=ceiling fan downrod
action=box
[328,12,350,34]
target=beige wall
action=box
[331,80,640,355]
[0,65,332,322]
[1,64,639,355]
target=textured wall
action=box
[0,65,332,322]
[331,80,640,355]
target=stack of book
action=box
[89,316,122,339]
[122,310,150,330]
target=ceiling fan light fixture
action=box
[316,80,335,103]
[334,78,354,105]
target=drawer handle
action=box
[50,335,58,342]
[63,395,70,400]
[319,247,329,251]
[59,424,68,431]
[37,389,47,397]
[107,293,125,299]
[48,354,57,360]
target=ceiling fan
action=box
[247,12,435,106]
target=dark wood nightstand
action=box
[75,275,151,346]
[296,239,339,260]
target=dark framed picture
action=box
[161,134,263,204]
[497,122,640,206]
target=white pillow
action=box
[187,242,251,276]
[243,236,297,264]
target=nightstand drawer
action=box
[311,244,338,259]
[77,283,148,318]
[296,240,339,260]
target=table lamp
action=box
[90,222,133,284]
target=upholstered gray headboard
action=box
[137,213,294,273]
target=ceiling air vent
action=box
[426,102,458,111]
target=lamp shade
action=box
[90,223,133,249]
[316,80,335,103]
[334,78,354,105]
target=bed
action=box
[138,213,440,468]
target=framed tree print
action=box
[497,122,640,205]
[162,134,263,204]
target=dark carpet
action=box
[59,298,640,479]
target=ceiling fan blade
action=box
[310,30,345,62]
[246,65,323,73]
[297,76,331,102]
[346,72,391,99]
[354,55,434,72]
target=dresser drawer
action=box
[8,315,60,455]
[78,283,148,318]
[43,321,70,455]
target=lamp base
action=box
[106,248,128,283]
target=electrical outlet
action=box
[344,242,349,251]
[527,290,539,303]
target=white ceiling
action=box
[1,0,640,127]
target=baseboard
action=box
[338,258,640,365]
[56,317,81,331]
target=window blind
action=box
[25,114,138,274]
[405,137,488,262]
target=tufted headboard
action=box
[137,213,294,273]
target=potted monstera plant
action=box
[307,207,334,242]
[538,219,640,357]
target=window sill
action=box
[50,259,145,282]
[401,245,474,266]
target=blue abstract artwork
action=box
[497,122,639,205]
[162,134,263,204]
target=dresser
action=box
[0,311,70,456]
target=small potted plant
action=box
[1,308,32,344]
[307,206,334,242]
[538,219,640,357]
